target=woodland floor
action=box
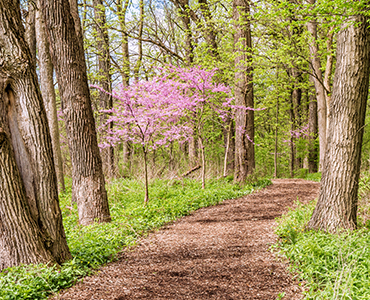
[53,179,319,300]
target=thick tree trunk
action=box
[308,76,318,173]
[0,124,55,269]
[233,0,254,183]
[40,0,111,225]
[35,1,65,193]
[0,0,71,268]
[93,0,114,178]
[307,14,370,232]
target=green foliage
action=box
[0,177,271,300]
[304,172,322,182]
[275,188,370,299]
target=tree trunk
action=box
[292,70,303,169]
[68,0,84,54]
[134,0,144,82]
[25,0,36,64]
[308,76,318,173]
[143,147,149,204]
[233,0,254,183]
[117,0,131,169]
[40,0,111,225]
[274,97,279,178]
[198,0,219,57]
[223,119,234,177]
[117,0,130,86]
[35,0,65,193]
[175,0,194,65]
[0,124,55,269]
[307,14,370,232]
[288,91,295,178]
[0,0,71,268]
[306,0,327,171]
[199,137,206,189]
[93,0,114,178]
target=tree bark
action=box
[0,0,71,268]
[24,0,36,64]
[233,0,254,183]
[93,0,114,178]
[35,0,66,193]
[40,0,111,225]
[307,14,370,232]
[0,124,55,269]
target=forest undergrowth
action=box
[274,173,370,300]
[0,177,270,300]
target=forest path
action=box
[54,179,319,300]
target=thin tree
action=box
[233,0,255,183]
[93,0,115,178]
[40,0,111,225]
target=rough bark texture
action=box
[93,0,114,178]
[40,0,111,225]
[307,15,370,232]
[0,0,71,267]
[35,0,65,193]
[308,76,318,173]
[68,0,84,54]
[0,122,55,269]
[233,0,254,183]
[306,0,327,171]
[24,1,36,64]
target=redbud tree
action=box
[95,65,256,202]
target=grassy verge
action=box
[274,174,370,300]
[0,177,271,300]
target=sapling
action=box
[95,65,259,200]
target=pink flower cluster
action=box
[94,65,235,151]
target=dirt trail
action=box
[54,179,319,300]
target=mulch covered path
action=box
[53,179,319,300]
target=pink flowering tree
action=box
[93,79,192,204]
[95,65,259,202]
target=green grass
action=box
[0,177,271,300]
[274,174,370,300]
